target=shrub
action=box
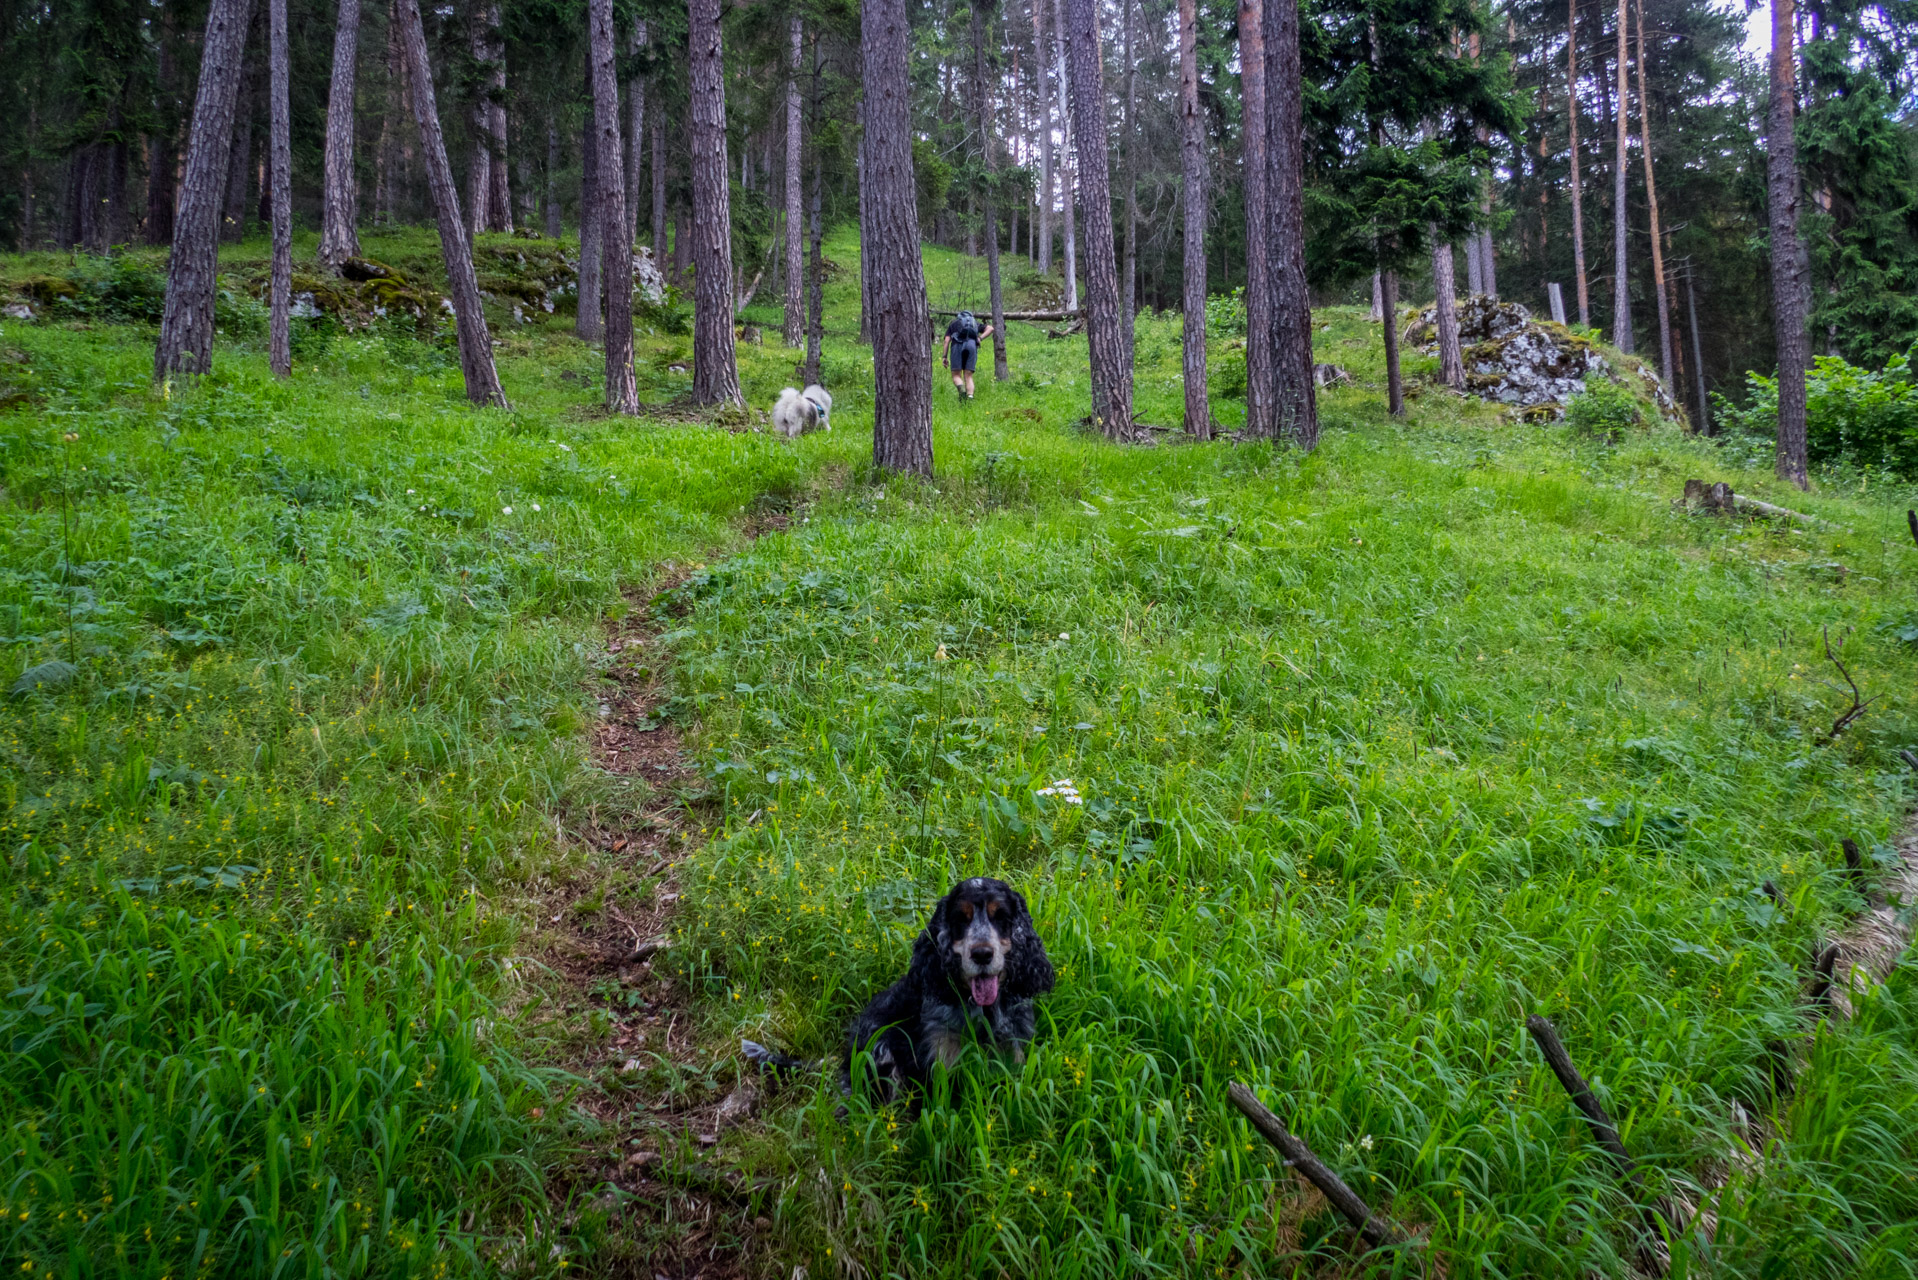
[1562,376,1641,438]
[1204,286,1247,339]
[1713,348,1918,474]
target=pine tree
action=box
[395,0,506,406]
[1063,0,1132,439]
[267,0,292,378]
[687,0,742,405]
[588,0,636,413]
[318,0,362,270]
[863,0,933,473]
[1179,0,1209,438]
[1768,0,1809,487]
[154,0,255,382]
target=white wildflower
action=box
[501,506,513,515]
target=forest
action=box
[2,0,1917,1275]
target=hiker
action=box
[938,310,995,400]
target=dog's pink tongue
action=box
[970,975,1000,1006]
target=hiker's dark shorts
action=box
[950,339,978,372]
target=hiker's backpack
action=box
[955,311,979,342]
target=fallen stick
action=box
[1526,1017,1669,1274]
[1226,1082,1403,1249]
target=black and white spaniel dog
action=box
[842,877,1054,1100]
[743,877,1054,1103]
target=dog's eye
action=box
[985,899,1002,921]
[956,901,974,923]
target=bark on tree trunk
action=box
[688,0,741,405]
[1238,0,1272,438]
[589,0,636,413]
[577,111,603,341]
[1381,269,1403,414]
[1432,237,1462,387]
[1465,228,1484,295]
[222,54,256,243]
[375,0,400,224]
[1685,264,1709,433]
[625,20,648,246]
[1610,0,1633,352]
[1567,0,1589,325]
[782,14,805,348]
[973,0,1009,381]
[486,0,510,232]
[268,0,292,377]
[1369,272,1382,320]
[154,0,255,381]
[652,116,667,257]
[805,153,823,385]
[1632,0,1671,386]
[1065,0,1133,439]
[1051,0,1076,311]
[1263,0,1318,447]
[395,0,506,406]
[318,0,362,268]
[863,0,932,473]
[1178,0,1207,438]
[467,6,492,236]
[545,118,561,238]
[1031,0,1052,276]
[1768,0,1808,487]
[148,13,180,246]
[1122,0,1137,322]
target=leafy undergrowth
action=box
[0,229,1915,1279]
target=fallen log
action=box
[1681,479,1839,529]
[929,307,1081,322]
[1225,1082,1403,1249]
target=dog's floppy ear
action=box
[1000,886,1055,1000]
[912,887,954,976]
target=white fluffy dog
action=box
[771,385,832,438]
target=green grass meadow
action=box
[2,228,1916,1278]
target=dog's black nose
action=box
[969,946,994,967]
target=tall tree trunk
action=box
[319,0,362,268]
[148,10,180,246]
[1768,0,1808,487]
[1122,0,1137,322]
[154,0,254,381]
[1178,0,1207,438]
[862,0,932,474]
[1262,0,1317,447]
[688,0,741,405]
[782,15,805,347]
[268,0,292,377]
[625,20,648,245]
[1685,264,1708,433]
[467,5,492,235]
[589,0,636,413]
[375,0,400,224]
[1064,0,1132,438]
[222,56,256,243]
[805,141,824,385]
[1382,269,1403,414]
[1432,238,1462,386]
[1610,0,1633,352]
[1632,0,1671,385]
[652,119,667,256]
[545,119,561,238]
[486,1,510,232]
[1031,0,1052,276]
[1238,0,1272,438]
[1051,0,1076,311]
[395,0,506,406]
[1567,0,1589,325]
[577,111,603,341]
[973,0,1009,381]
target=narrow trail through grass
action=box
[1,230,1915,1278]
